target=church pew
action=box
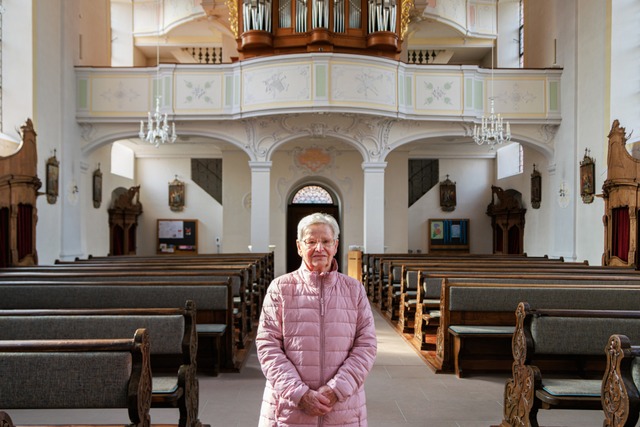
[0,266,254,349]
[601,334,640,427]
[381,259,639,336]
[0,303,200,427]
[0,329,152,427]
[501,303,640,427]
[410,269,640,351]
[363,252,562,300]
[0,279,237,374]
[431,279,640,377]
[374,256,600,316]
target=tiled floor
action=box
[6,307,603,427]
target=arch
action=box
[384,130,555,163]
[81,127,255,159]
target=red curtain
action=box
[612,207,630,261]
[17,204,33,261]
[0,207,9,267]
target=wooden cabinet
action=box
[486,186,525,255]
[602,120,639,267]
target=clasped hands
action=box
[298,385,338,417]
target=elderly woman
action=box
[256,212,377,426]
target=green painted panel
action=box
[465,78,472,109]
[316,65,327,97]
[164,77,171,106]
[398,76,404,105]
[549,81,558,111]
[405,76,412,105]
[77,79,88,109]
[474,81,483,110]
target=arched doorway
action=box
[286,184,341,273]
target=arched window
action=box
[292,185,333,204]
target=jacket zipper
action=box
[319,273,325,427]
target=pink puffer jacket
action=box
[256,260,377,427]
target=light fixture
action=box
[139,0,177,148]
[473,42,511,150]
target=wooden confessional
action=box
[602,120,639,268]
[0,119,41,267]
[486,186,525,255]
[108,186,142,256]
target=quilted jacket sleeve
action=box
[256,281,310,406]
[326,280,377,401]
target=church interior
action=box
[0,0,639,426]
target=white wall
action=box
[82,143,134,257]
[408,158,494,254]
[384,152,409,253]
[135,157,223,256]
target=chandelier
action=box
[139,0,177,148]
[473,44,511,150]
[139,96,177,147]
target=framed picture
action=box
[531,164,541,209]
[46,151,59,204]
[580,148,595,204]
[169,176,185,212]
[92,165,102,209]
[439,175,456,212]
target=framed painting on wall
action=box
[580,148,595,204]
[46,150,59,204]
[169,176,185,212]
[92,165,102,209]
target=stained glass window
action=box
[292,185,333,204]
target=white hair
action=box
[297,212,340,241]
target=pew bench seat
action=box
[501,303,640,427]
[0,329,152,427]
[0,304,201,427]
[449,325,514,378]
[196,323,227,376]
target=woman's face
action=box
[297,223,338,273]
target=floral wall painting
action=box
[580,148,595,204]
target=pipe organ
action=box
[236,0,408,58]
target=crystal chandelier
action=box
[473,44,511,150]
[139,0,177,148]
[139,96,177,147]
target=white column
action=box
[249,161,272,252]
[362,161,386,253]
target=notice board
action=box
[428,218,469,253]
[157,219,198,255]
